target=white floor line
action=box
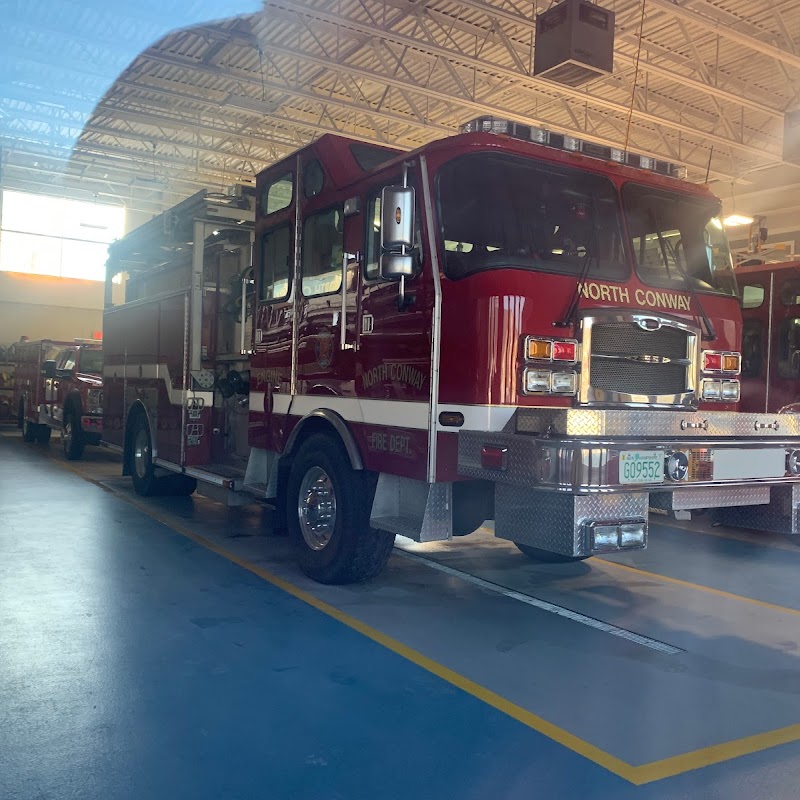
[394,549,682,656]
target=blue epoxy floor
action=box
[4,431,800,798]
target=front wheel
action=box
[515,542,589,563]
[286,433,394,584]
[22,418,38,442]
[62,411,85,461]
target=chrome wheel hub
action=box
[297,466,337,551]
[133,428,150,479]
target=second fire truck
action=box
[104,119,800,584]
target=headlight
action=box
[721,380,740,402]
[701,379,722,400]
[524,369,551,394]
[551,371,577,394]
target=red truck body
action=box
[104,122,800,583]
[738,260,800,414]
[15,338,104,457]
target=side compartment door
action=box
[739,280,768,412]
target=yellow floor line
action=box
[597,559,800,618]
[14,435,800,786]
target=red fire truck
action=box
[738,260,800,414]
[104,119,800,584]
[16,338,104,458]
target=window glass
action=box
[780,279,800,307]
[79,350,104,374]
[302,208,343,296]
[59,350,77,372]
[350,143,397,172]
[365,194,382,281]
[741,319,763,379]
[778,317,800,378]
[741,284,765,309]
[258,225,292,302]
[303,160,325,198]
[262,174,293,216]
[438,153,627,281]
[624,184,736,297]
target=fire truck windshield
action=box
[438,153,627,282]
[78,349,103,374]
[623,184,737,298]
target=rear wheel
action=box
[515,542,589,563]
[37,426,51,445]
[130,414,159,496]
[129,412,196,497]
[286,433,394,584]
[62,410,85,461]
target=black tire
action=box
[130,413,159,496]
[37,426,52,445]
[17,400,24,430]
[515,542,590,563]
[286,433,394,584]
[62,409,85,461]
[160,473,197,497]
[22,417,37,442]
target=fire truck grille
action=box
[589,322,690,398]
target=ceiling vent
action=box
[533,0,615,87]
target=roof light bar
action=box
[461,117,687,180]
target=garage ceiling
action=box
[3,0,800,223]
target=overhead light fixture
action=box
[723,213,754,226]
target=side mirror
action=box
[42,360,56,379]
[380,185,416,282]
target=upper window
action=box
[258,225,292,302]
[0,190,125,281]
[303,160,325,198]
[741,284,765,309]
[350,143,397,172]
[623,184,736,297]
[437,153,627,281]
[780,280,800,307]
[261,174,293,216]
[302,208,343,296]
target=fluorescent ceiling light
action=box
[723,213,754,226]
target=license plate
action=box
[619,450,663,484]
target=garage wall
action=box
[0,272,104,346]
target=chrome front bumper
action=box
[457,408,800,493]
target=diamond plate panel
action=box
[494,486,648,556]
[458,430,540,484]
[516,409,800,439]
[370,474,452,542]
[715,483,800,535]
[650,485,770,512]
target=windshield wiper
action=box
[648,209,717,341]
[554,203,599,330]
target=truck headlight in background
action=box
[701,379,739,402]
[523,368,577,395]
[585,518,647,553]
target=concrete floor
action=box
[3,429,800,798]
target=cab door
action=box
[48,348,76,422]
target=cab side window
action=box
[302,207,343,297]
[777,317,800,378]
[258,225,292,302]
[741,319,763,378]
[58,350,76,372]
[741,283,765,309]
